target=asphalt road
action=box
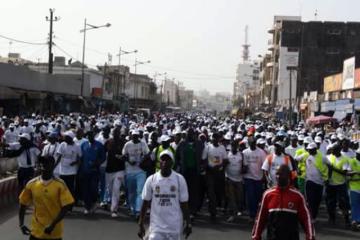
[1,200,360,240]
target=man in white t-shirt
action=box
[243,137,266,221]
[41,132,60,177]
[138,150,191,240]
[285,135,301,158]
[56,131,82,200]
[262,141,293,188]
[202,132,227,221]
[122,130,150,218]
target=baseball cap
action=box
[19,133,31,140]
[304,136,313,144]
[314,136,322,143]
[160,135,171,142]
[159,150,174,161]
[63,131,75,139]
[306,142,317,150]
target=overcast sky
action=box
[0,0,358,93]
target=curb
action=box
[0,176,17,196]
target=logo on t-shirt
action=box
[288,202,294,209]
[155,185,160,193]
[170,185,176,192]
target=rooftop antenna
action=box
[242,25,250,63]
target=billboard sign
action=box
[355,68,360,89]
[324,73,343,92]
[342,57,355,90]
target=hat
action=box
[9,123,14,128]
[356,148,360,154]
[304,136,313,144]
[314,136,322,143]
[63,131,75,139]
[160,135,171,142]
[298,135,305,141]
[234,134,243,140]
[48,132,58,138]
[306,142,317,150]
[159,149,174,161]
[256,138,266,145]
[19,133,31,140]
[131,130,140,135]
[337,133,345,141]
[274,141,285,148]
[330,134,337,140]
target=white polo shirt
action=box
[142,171,189,234]
[57,142,82,175]
[15,145,41,168]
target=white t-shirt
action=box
[262,153,293,186]
[142,171,189,234]
[57,142,82,175]
[42,143,60,175]
[16,145,41,168]
[122,141,150,173]
[243,147,266,181]
[341,150,356,159]
[3,130,18,144]
[305,155,327,185]
[226,151,243,182]
[202,143,227,168]
[285,145,301,158]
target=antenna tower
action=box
[242,25,250,62]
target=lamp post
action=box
[287,66,298,127]
[132,59,151,109]
[80,19,111,97]
[116,48,137,95]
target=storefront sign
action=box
[321,101,336,112]
[342,57,355,90]
[355,68,360,89]
[324,73,342,92]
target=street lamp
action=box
[80,19,111,97]
[134,59,151,74]
[116,48,137,95]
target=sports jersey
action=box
[19,177,74,239]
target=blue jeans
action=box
[126,171,146,215]
[80,171,99,210]
[350,190,360,222]
[244,178,263,218]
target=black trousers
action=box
[326,183,350,219]
[60,175,76,199]
[18,167,34,194]
[305,180,323,219]
[183,171,200,214]
[206,168,225,216]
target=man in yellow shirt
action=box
[19,155,74,240]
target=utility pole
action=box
[46,9,59,74]
[287,66,298,127]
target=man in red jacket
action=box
[252,164,315,240]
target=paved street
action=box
[1,198,360,240]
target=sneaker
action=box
[237,211,243,217]
[111,212,118,218]
[84,209,89,215]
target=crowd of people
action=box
[2,112,360,239]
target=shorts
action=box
[148,232,181,240]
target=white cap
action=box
[314,136,322,143]
[256,138,266,145]
[131,130,140,135]
[298,135,305,141]
[337,133,345,141]
[160,135,171,142]
[63,131,75,139]
[19,133,31,140]
[304,136,313,144]
[159,149,174,161]
[234,134,243,140]
[356,148,360,154]
[224,133,232,140]
[306,142,317,150]
[330,134,337,140]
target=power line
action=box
[0,34,47,45]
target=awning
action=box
[333,111,347,122]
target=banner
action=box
[355,68,360,89]
[324,73,342,92]
[342,57,355,90]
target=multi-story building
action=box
[268,16,360,113]
[259,53,272,105]
[161,79,178,106]
[234,61,260,107]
